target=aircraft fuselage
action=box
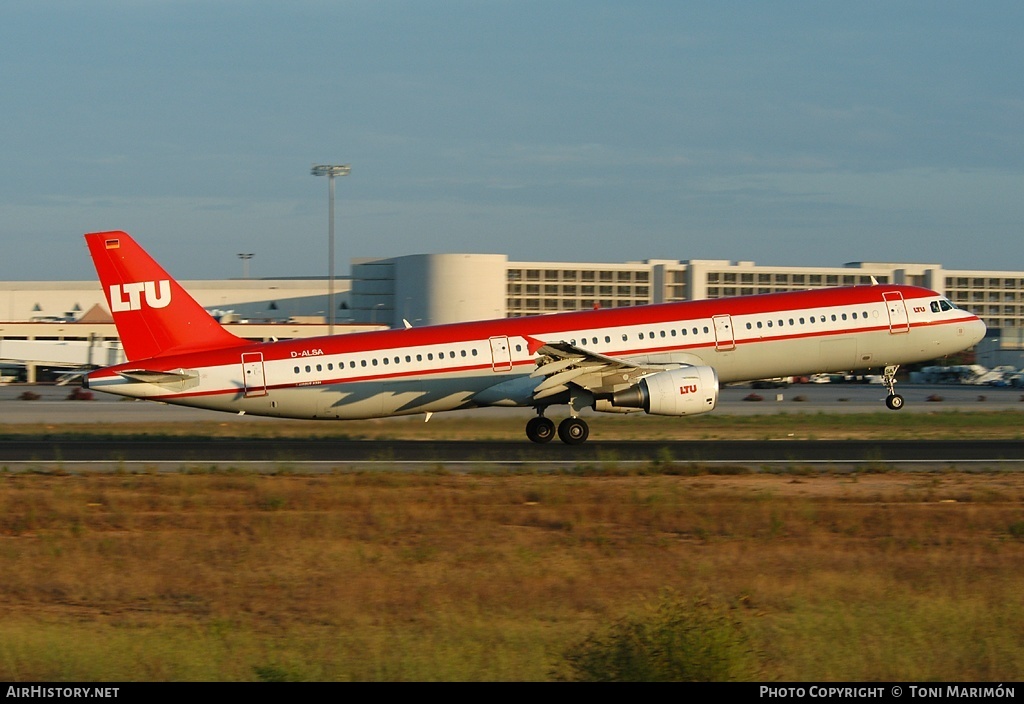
[85,283,985,421]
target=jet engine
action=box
[597,366,719,416]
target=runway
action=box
[2,381,1024,422]
[3,436,1024,465]
[1,383,1022,471]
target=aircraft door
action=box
[489,336,513,372]
[712,314,736,351]
[241,352,268,397]
[883,292,910,334]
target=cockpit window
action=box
[932,299,955,312]
[931,301,940,313]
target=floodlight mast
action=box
[311,163,351,334]
[237,253,254,279]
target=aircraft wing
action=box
[529,340,666,400]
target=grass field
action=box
[1,413,1022,681]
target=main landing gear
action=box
[526,412,590,445]
[882,364,904,410]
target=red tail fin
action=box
[85,230,245,361]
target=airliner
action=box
[82,231,986,444]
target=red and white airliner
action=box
[82,231,986,444]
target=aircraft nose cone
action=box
[969,317,987,346]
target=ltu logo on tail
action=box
[109,281,172,312]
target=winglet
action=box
[85,231,247,361]
[523,335,547,355]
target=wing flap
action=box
[530,340,673,401]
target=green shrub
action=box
[555,593,758,681]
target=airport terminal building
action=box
[351,254,1024,331]
[2,254,1023,380]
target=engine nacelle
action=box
[606,366,719,416]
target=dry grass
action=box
[1,469,1022,681]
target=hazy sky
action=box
[3,1,1022,280]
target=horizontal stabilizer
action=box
[118,368,199,385]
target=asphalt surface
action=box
[1,382,1021,470]
[2,437,1023,464]
[2,381,1023,423]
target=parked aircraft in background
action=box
[83,231,986,444]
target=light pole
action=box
[311,163,351,334]
[237,253,254,279]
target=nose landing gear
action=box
[882,365,904,410]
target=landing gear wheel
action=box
[526,416,555,443]
[881,364,902,411]
[557,417,590,445]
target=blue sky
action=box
[3,1,1022,280]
